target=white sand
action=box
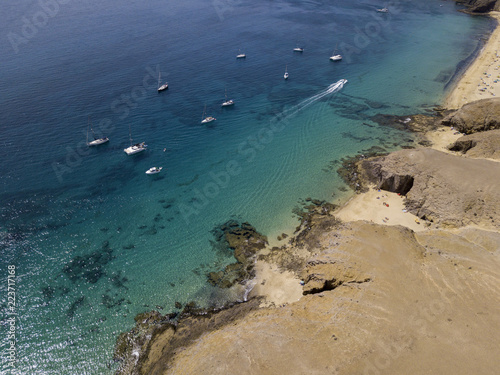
[335,188,426,232]
[444,12,500,109]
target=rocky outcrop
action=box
[442,98,500,134]
[457,0,500,13]
[207,221,268,288]
[370,112,446,133]
[361,148,500,229]
[448,128,500,159]
[114,310,177,375]
[301,259,371,295]
[114,299,261,375]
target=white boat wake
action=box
[282,79,347,119]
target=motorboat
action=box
[146,167,162,175]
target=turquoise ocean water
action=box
[0,0,494,373]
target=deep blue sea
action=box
[0,0,494,373]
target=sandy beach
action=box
[335,188,425,231]
[445,12,500,109]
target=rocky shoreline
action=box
[112,7,500,375]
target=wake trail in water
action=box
[282,79,347,119]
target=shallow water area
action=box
[0,0,494,373]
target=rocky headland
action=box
[112,8,500,375]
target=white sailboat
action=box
[124,124,147,155]
[87,117,109,146]
[330,44,342,61]
[376,7,389,13]
[284,65,289,80]
[157,71,168,92]
[236,49,246,59]
[201,104,216,124]
[146,167,162,175]
[221,89,234,107]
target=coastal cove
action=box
[0,1,498,374]
[113,4,500,375]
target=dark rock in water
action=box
[208,271,224,285]
[442,98,500,134]
[122,244,135,250]
[67,296,85,318]
[456,0,500,13]
[62,245,114,284]
[289,200,341,251]
[110,271,129,289]
[175,302,182,309]
[181,301,200,316]
[141,226,158,236]
[370,113,445,133]
[41,286,55,300]
[207,221,268,288]
[102,294,114,309]
[102,294,126,309]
